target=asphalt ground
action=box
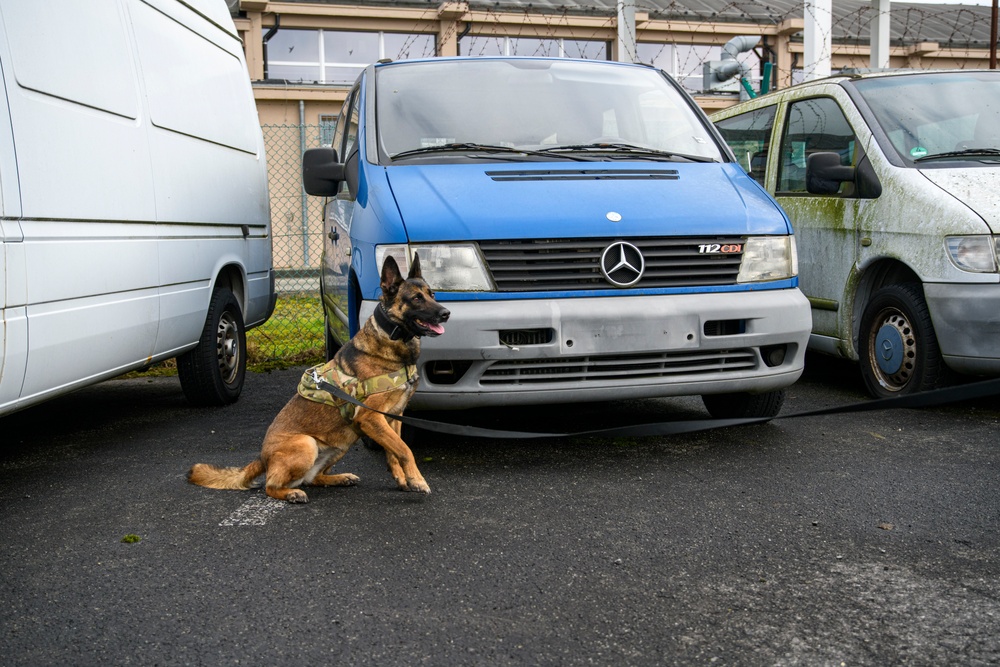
[1,353,998,666]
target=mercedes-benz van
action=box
[304,57,810,419]
[713,70,1000,398]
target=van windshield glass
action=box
[375,59,722,163]
[853,71,1000,165]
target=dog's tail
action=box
[187,459,264,490]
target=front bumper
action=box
[362,289,812,409]
[925,282,1000,375]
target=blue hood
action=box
[384,162,789,241]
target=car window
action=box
[333,86,361,197]
[373,59,723,162]
[713,105,776,186]
[777,97,857,195]
[343,89,360,160]
[853,71,1000,163]
[330,86,355,156]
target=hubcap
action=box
[868,308,916,391]
[216,311,240,384]
[874,323,904,374]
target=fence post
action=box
[298,102,311,266]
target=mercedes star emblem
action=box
[600,241,644,287]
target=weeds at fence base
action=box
[126,293,325,378]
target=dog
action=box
[188,254,450,502]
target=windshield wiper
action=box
[538,142,718,163]
[913,147,1000,162]
[390,142,594,162]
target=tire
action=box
[702,389,786,420]
[177,286,246,406]
[859,283,944,398]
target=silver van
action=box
[712,70,1000,397]
[0,0,275,416]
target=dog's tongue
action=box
[427,322,445,335]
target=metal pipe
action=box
[991,0,998,69]
[263,14,280,80]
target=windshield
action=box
[374,58,723,163]
[853,71,1000,165]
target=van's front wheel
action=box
[178,286,247,406]
[702,389,785,420]
[859,283,944,398]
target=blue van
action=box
[303,57,811,419]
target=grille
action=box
[480,349,757,385]
[479,237,744,292]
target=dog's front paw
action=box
[406,478,431,494]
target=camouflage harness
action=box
[297,359,418,422]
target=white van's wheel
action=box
[859,283,944,398]
[702,389,785,420]
[178,286,246,406]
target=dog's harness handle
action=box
[301,362,416,422]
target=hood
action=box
[919,168,1000,233]
[384,162,789,241]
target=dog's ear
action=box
[408,252,423,281]
[380,255,404,299]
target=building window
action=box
[318,114,337,146]
[460,36,608,59]
[266,29,436,84]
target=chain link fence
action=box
[246,124,329,367]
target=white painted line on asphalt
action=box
[220,494,286,526]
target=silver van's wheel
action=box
[702,389,785,420]
[177,286,246,406]
[859,283,943,398]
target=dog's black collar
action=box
[374,303,414,342]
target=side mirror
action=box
[302,147,345,197]
[806,151,855,195]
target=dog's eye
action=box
[412,293,424,303]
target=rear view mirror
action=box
[806,151,855,195]
[302,147,345,197]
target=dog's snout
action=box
[439,308,451,322]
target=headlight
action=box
[375,244,495,291]
[946,236,999,273]
[737,236,798,283]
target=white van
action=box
[712,70,1000,398]
[0,0,275,416]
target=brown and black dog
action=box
[188,254,449,502]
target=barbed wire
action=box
[255,2,995,87]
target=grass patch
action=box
[126,294,325,378]
[246,293,325,371]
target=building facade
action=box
[233,0,997,275]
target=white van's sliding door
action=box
[129,0,271,356]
